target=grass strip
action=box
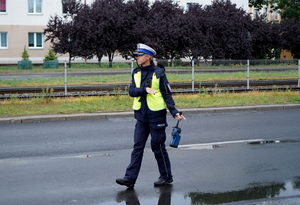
[0,70,298,87]
[1,91,299,117]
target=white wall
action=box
[2,0,57,26]
[0,0,96,26]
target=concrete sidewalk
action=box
[1,103,300,124]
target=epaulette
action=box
[157,63,166,71]
[154,66,165,78]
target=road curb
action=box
[1,103,300,124]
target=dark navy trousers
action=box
[124,120,172,183]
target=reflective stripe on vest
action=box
[132,71,166,111]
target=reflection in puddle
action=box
[247,139,300,145]
[102,177,300,205]
[116,189,140,205]
[187,180,300,204]
[187,177,300,205]
[114,186,175,205]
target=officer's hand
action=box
[146,87,158,95]
[175,113,186,121]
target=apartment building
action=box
[0,0,96,63]
[0,0,248,64]
[249,4,281,22]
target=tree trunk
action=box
[97,52,103,67]
[68,54,72,68]
[108,53,113,68]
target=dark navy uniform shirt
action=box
[129,63,179,123]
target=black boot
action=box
[116,178,135,189]
[154,177,173,186]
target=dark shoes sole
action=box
[116,177,173,188]
[154,178,173,186]
[116,178,135,189]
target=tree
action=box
[43,0,289,66]
[184,4,211,61]
[271,0,300,21]
[249,0,269,9]
[44,49,58,61]
[249,17,282,59]
[280,19,300,58]
[44,1,83,67]
[204,0,253,60]
[21,46,30,61]
[90,0,135,67]
[145,0,187,66]
[72,3,94,61]
[118,0,151,60]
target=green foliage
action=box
[21,46,30,61]
[1,91,300,117]
[252,0,300,21]
[291,97,300,102]
[10,94,18,104]
[44,49,58,61]
[41,88,54,103]
[249,0,269,9]
[271,0,300,21]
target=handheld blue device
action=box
[169,120,181,148]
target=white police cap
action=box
[133,43,156,56]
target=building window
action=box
[0,0,6,12]
[254,9,259,19]
[28,33,43,48]
[263,7,268,17]
[186,3,198,12]
[62,0,75,14]
[28,0,42,14]
[0,32,7,48]
[272,11,279,21]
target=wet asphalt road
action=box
[0,109,300,205]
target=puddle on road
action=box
[178,139,300,150]
[248,139,300,145]
[100,177,300,205]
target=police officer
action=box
[116,43,186,188]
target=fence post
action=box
[192,60,195,92]
[247,59,250,89]
[298,60,300,87]
[64,60,67,95]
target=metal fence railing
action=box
[61,59,300,94]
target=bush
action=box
[18,46,32,69]
[43,49,58,68]
[21,46,30,61]
[44,49,58,61]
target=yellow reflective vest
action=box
[132,71,166,111]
